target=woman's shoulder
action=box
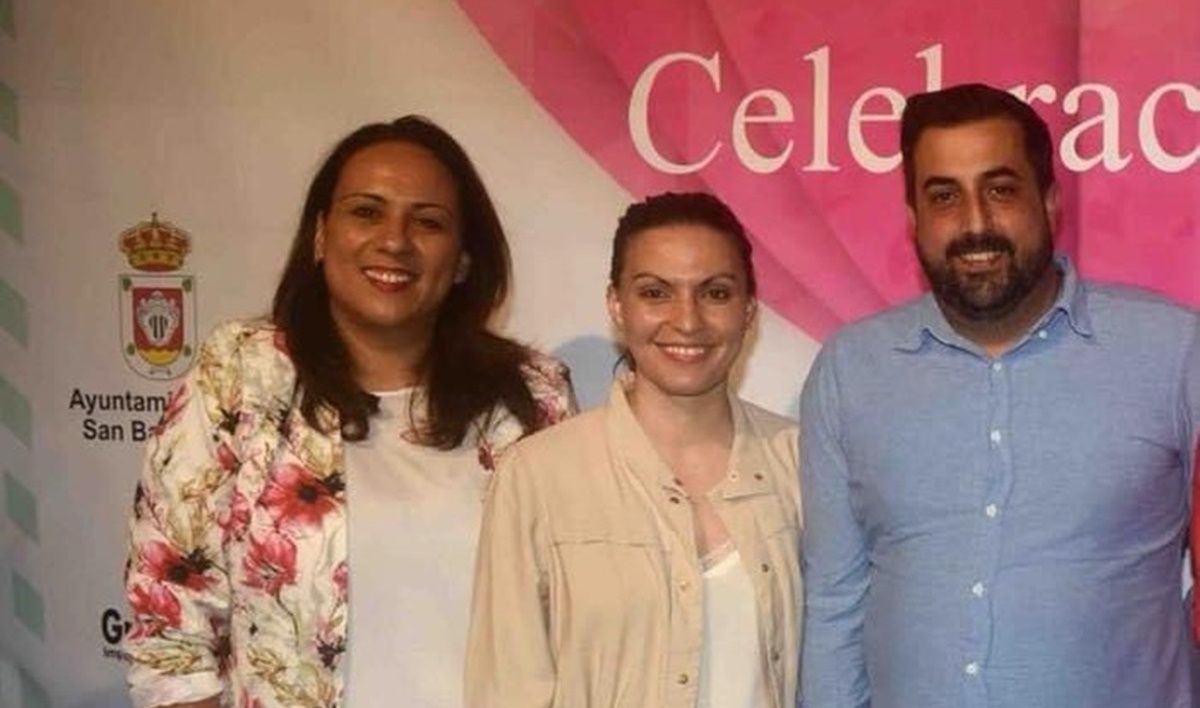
[518,349,572,394]
[516,348,578,426]
[191,318,297,401]
[736,397,798,436]
[736,397,799,471]
[202,317,285,357]
[505,406,606,466]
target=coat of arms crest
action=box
[117,214,197,380]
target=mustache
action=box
[945,231,1014,260]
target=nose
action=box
[964,191,993,235]
[377,215,415,254]
[672,293,703,333]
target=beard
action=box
[918,226,1054,322]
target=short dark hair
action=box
[272,115,541,446]
[609,191,757,296]
[901,83,1055,206]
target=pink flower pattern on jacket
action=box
[260,463,343,529]
[127,582,183,640]
[242,531,298,596]
[138,540,218,592]
[123,319,576,708]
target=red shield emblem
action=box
[119,274,196,380]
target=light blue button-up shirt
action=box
[800,258,1200,708]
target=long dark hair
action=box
[272,116,540,446]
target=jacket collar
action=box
[603,376,773,501]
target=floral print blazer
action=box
[124,320,576,708]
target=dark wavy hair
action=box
[272,116,541,446]
[610,191,757,295]
[901,82,1056,207]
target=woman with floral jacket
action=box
[124,117,576,708]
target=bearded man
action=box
[799,83,1200,708]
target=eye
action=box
[412,215,447,231]
[636,285,670,300]
[987,183,1019,200]
[350,204,383,220]
[704,285,733,302]
[926,188,957,207]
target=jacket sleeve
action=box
[124,323,249,707]
[465,445,557,708]
[799,342,871,708]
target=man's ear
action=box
[1042,183,1061,230]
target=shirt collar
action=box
[895,254,1093,353]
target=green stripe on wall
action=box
[0,82,17,141]
[4,471,37,542]
[18,666,50,708]
[0,373,31,446]
[0,276,28,345]
[0,0,12,39]
[0,178,21,242]
[11,571,44,640]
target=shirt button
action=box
[1037,330,1048,339]
[984,503,998,518]
[964,662,980,676]
[771,649,782,662]
[669,496,682,504]
[760,563,771,573]
[991,361,1003,372]
[989,429,1002,444]
[971,582,985,597]
[677,673,690,685]
[679,580,690,592]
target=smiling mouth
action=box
[953,250,1007,271]
[363,267,416,289]
[657,343,710,362]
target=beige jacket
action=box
[466,381,802,708]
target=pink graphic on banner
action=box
[459,0,1198,339]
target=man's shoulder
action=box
[1081,279,1198,334]
[823,295,929,355]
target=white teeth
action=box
[661,345,706,358]
[364,268,414,284]
[960,251,1001,263]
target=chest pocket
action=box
[547,505,669,647]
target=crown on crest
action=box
[119,213,191,272]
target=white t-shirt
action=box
[698,545,768,708]
[343,389,489,707]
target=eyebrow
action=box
[921,166,1024,192]
[629,272,740,284]
[980,166,1022,181]
[335,192,451,211]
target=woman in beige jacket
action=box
[466,192,802,708]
